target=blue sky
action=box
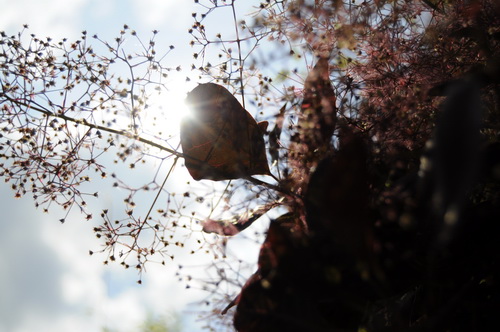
[0,1,267,331]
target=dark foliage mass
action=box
[217,1,500,331]
[232,81,500,331]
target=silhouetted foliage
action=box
[211,1,500,331]
[2,0,500,331]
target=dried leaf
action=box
[268,103,286,165]
[233,213,302,330]
[300,57,337,149]
[181,83,271,181]
[305,128,370,262]
[201,200,282,236]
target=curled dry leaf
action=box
[268,103,286,166]
[202,199,283,236]
[299,57,337,151]
[181,83,271,181]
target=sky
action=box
[0,1,264,331]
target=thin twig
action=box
[231,0,245,108]
[4,95,186,158]
[143,156,179,223]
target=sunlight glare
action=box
[144,82,194,139]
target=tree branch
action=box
[2,95,186,158]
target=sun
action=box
[143,82,195,140]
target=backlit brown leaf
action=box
[181,83,271,181]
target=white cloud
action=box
[130,0,194,32]
[0,186,209,332]
[0,0,88,39]
[0,193,67,332]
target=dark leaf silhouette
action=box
[431,79,482,245]
[233,212,313,332]
[181,83,271,181]
[288,56,338,193]
[305,127,371,265]
[298,56,337,152]
[268,103,286,166]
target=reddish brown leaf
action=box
[202,200,283,236]
[299,57,337,150]
[181,83,271,181]
[202,207,267,236]
[268,103,286,165]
